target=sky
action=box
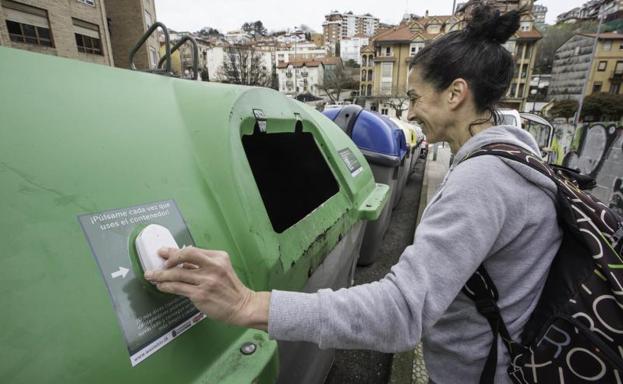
[155,0,589,34]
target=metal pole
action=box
[575,10,604,126]
[452,0,457,14]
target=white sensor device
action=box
[135,224,179,274]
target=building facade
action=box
[277,59,324,97]
[105,0,159,70]
[557,0,623,24]
[322,10,380,54]
[359,44,374,97]
[362,0,542,114]
[549,33,623,101]
[0,0,114,66]
[533,4,548,26]
[275,41,326,65]
[340,36,369,64]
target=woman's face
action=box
[406,68,449,143]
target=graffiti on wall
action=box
[563,122,623,216]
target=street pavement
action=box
[324,157,426,384]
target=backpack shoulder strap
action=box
[463,142,555,180]
[460,143,541,383]
[462,266,521,384]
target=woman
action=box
[145,6,562,383]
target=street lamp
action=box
[575,7,605,126]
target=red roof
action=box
[516,29,542,40]
[374,25,415,42]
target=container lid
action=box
[322,107,340,121]
[323,108,407,161]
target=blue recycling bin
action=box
[323,106,408,265]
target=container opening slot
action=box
[242,130,339,233]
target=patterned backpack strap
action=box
[463,143,555,180]
[462,266,522,384]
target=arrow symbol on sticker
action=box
[111,267,130,279]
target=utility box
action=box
[0,47,389,384]
[323,106,407,266]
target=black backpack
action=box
[461,143,623,384]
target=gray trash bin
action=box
[323,106,408,266]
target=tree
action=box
[549,99,578,119]
[242,21,267,37]
[219,44,272,87]
[321,62,357,103]
[380,93,410,119]
[582,93,623,121]
[344,59,360,68]
[196,27,221,37]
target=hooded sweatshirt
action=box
[268,125,563,383]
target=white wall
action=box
[340,37,369,64]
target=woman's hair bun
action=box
[465,5,520,44]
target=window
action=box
[149,47,158,68]
[381,108,389,115]
[620,43,623,50]
[604,41,613,51]
[426,24,441,34]
[144,10,152,30]
[385,46,391,56]
[615,61,623,74]
[367,69,373,81]
[380,62,392,95]
[409,42,424,56]
[592,82,602,93]
[4,1,53,47]
[78,0,95,5]
[610,83,621,95]
[598,61,608,71]
[73,19,102,54]
[367,84,372,96]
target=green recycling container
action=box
[0,47,389,384]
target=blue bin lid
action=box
[379,115,409,160]
[322,108,341,121]
[322,108,407,162]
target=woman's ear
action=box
[447,78,469,110]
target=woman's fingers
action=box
[145,266,201,285]
[156,281,196,297]
[159,246,209,268]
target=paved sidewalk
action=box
[390,143,452,384]
[415,143,452,230]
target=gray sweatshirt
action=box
[268,126,563,383]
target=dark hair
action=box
[410,5,521,123]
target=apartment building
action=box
[0,0,159,70]
[557,0,623,24]
[0,0,114,66]
[549,33,623,100]
[277,59,325,97]
[322,10,379,52]
[363,0,542,113]
[340,36,369,64]
[533,4,548,26]
[105,0,158,70]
